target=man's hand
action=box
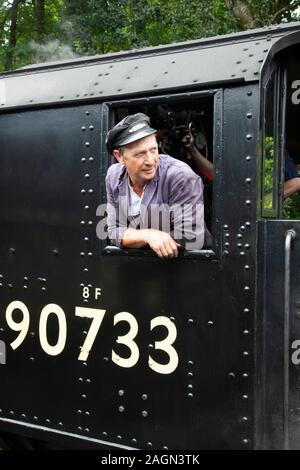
[121,228,181,258]
[145,229,181,258]
[181,133,195,150]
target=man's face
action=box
[113,134,159,187]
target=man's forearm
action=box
[121,228,150,248]
[188,147,214,181]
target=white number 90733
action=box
[4,301,179,375]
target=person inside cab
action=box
[105,113,211,258]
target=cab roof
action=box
[1,21,300,109]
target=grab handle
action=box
[283,229,296,450]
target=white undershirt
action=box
[128,178,146,217]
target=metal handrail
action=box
[283,229,296,450]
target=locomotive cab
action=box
[0,22,300,450]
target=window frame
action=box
[100,89,223,259]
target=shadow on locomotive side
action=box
[0,21,300,450]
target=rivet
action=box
[254,71,259,75]
[188,361,194,366]
[245,178,251,183]
[223,225,229,230]
[243,330,250,335]
[81,189,86,194]
[153,84,158,87]
[245,243,250,249]
[245,200,251,205]
[84,237,89,242]
[207,320,214,327]
[237,233,242,239]
[89,126,94,131]
[187,372,193,377]
[225,242,230,247]
[8,283,13,288]
[81,394,87,399]
[187,393,194,398]
[240,225,246,231]
[242,69,247,73]
[83,268,88,273]
[78,377,83,382]
[33,416,38,421]
[246,156,251,161]
[86,378,91,384]
[187,384,193,390]
[142,410,148,417]
[118,390,125,396]
[237,243,242,248]
[242,439,249,444]
[102,432,107,437]
[118,406,125,413]
[89,157,94,162]
[246,134,252,140]
[85,174,90,179]
[243,373,249,378]
[244,308,250,313]
[247,91,252,96]
[23,285,28,289]
[85,111,90,116]
[170,316,175,321]
[240,251,245,256]
[242,416,249,422]
[41,287,46,291]
[30,356,35,361]
[249,54,253,57]
[147,442,153,448]
[171,60,175,64]
[88,221,93,226]
[244,265,250,270]
[103,356,109,362]
[21,414,26,418]
[163,446,169,450]
[236,60,241,64]
[246,113,252,118]
[88,189,94,194]
[81,126,86,131]
[164,71,168,74]
[80,221,86,226]
[228,372,236,379]
[142,394,148,400]
[231,74,236,77]
[188,318,194,324]
[243,351,249,357]
[244,286,250,291]
[242,394,249,400]
[245,222,251,227]
[225,233,230,238]
[46,418,51,423]
[9,411,14,415]
[77,426,82,431]
[223,250,229,255]
[85,142,90,147]
[84,205,89,210]
[243,48,248,51]
[77,409,82,414]
[9,247,16,254]
[58,422,63,427]
[80,252,85,257]
[117,435,122,440]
